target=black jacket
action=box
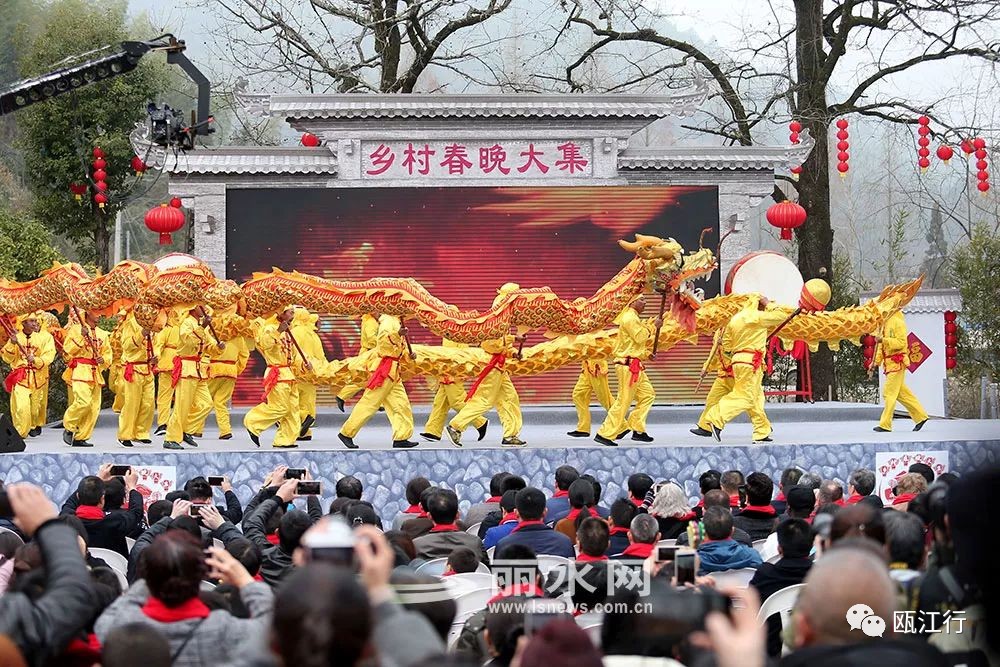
[478,509,502,539]
[245,496,321,587]
[779,638,947,667]
[675,526,753,547]
[126,516,246,582]
[0,521,96,666]
[606,530,631,556]
[61,489,144,557]
[654,516,692,540]
[733,508,779,541]
[496,523,575,558]
[750,557,812,656]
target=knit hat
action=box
[786,485,816,514]
[519,619,602,667]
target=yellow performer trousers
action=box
[879,369,928,431]
[297,382,316,437]
[572,371,612,433]
[208,377,237,437]
[337,383,363,402]
[697,375,772,440]
[156,373,174,427]
[31,385,48,429]
[341,379,413,441]
[245,382,301,447]
[10,385,34,437]
[166,378,212,443]
[704,365,772,437]
[64,381,102,442]
[424,383,486,437]
[111,366,124,413]
[597,366,654,439]
[449,371,522,439]
[117,374,155,441]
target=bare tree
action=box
[564,0,1000,397]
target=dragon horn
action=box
[618,239,641,253]
[647,245,678,260]
[634,233,663,246]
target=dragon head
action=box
[619,232,717,311]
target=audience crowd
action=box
[0,458,994,667]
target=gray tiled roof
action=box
[861,288,962,313]
[619,142,813,171]
[165,147,337,175]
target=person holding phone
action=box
[243,477,322,586]
[59,464,143,557]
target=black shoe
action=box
[138,439,152,444]
[62,429,74,446]
[393,440,419,449]
[595,434,618,447]
[873,426,890,433]
[163,441,183,450]
[631,432,654,443]
[913,419,928,432]
[273,443,299,449]
[336,397,345,412]
[28,427,41,437]
[191,432,203,438]
[299,415,315,438]
[182,433,199,448]
[420,432,441,442]
[446,426,462,447]
[711,425,722,442]
[690,427,712,437]
[247,429,261,447]
[297,435,312,442]
[219,433,232,440]
[71,440,93,448]
[501,436,526,447]
[378,406,385,412]
[754,437,773,443]
[119,440,133,448]
[477,420,489,442]
[51,421,64,429]
[338,433,358,449]
[615,430,630,440]
[154,424,167,435]
[567,430,590,437]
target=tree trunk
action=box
[94,215,111,273]
[794,0,836,400]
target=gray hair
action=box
[849,468,876,496]
[649,482,691,519]
[798,472,822,491]
[629,513,660,544]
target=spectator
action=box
[676,489,754,547]
[483,595,530,667]
[393,476,432,530]
[517,620,603,667]
[817,480,845,507]
[546,517,609,598]
[0,531,22,595]
[846,468,876,504]
[606,497,638,556]
[483,490,519,549]
[647,482,696,540]
[478,475,527,539]
[216,538,262,617]
[244,478,321,586]
[797,471,822,492]
[891,473,928,511]
[772,467,803,514]
[882,509,926,586]
[603,579,705,665]
[385,530,418,569]
[546,465,580,523]
[146,500,173,528]
[612,513,659,561]
[443,547,480,575]
[750,518,814,656]
[720,470,744,508]
[391,571,456,641]
[101,477,140,540]
[497,488,575,558]
[0,484,96,665]
[413,489,489,564]
[697,506,762,574]
[401,486,438,540]
[345,500,383,529]
[626,473,654,508]
[184,475,243,524]
[908,462,935,485]
[60,465,144,557]
[579,473,608,518]
[100,623,171,667]
[336,475,364,500]
[554,479,595,541]
[858,495,884,510]
[733,472,779,540]
[830,504,887,546]
[465,472,510,527]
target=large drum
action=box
[723,251,803,308]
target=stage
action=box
[1,403,997,520]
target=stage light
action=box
[111,62,123,73]
[97,67,109,78]
[55,80,68,91]
[13,95,25,106]
[28,89,39,101]
[41,84,54,96]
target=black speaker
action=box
[0,414,26,453]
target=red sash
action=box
[142,596,211,622]
[733,349,765,372]
[69,357,97,368]
[260,365,292,402]
[366,356,400,390]
[466,353,506,401]
[884,353,907,375]
[625,357,643,385]
[75,505,104,520]
[3,367,26,393]
[123,361,149,382]
[172,356,201,387]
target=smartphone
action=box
[285,468,306,480]
[657,546,678,562]
[188,504,206,518]
[675,550,696,585]
[308,546,355,567]
[296,481,321,495]
[109,465,131,477]
[208,476,224,486]
[0,491,12,520]
[737,484,748,508]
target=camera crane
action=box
[0,34,213,150]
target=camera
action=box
[147,102,194,150]
[302,518,356,568]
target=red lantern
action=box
[94,193,107,210]
[837,151,850,161]
[946,358,957,370]
[918,126,931,137]
[169,197,183,209]
[92,147,105,158]
[131,156,148,176]
[918,147,930,158]
[300,133,320,147]
[789,121,802,133]
[961,139,975,154]
[946,334,958,346]
[836,118,848,130]
[144,203,186,245]
[766,200,807,241]
[944,311,957,322]
[936,145,954,163]
[94,180,108,192]
[975,148,988,160]
[977,171,990,181]
[69,182,87,201]
[946,347,957,359]
[945,322,957,334]
[837,161,850,175]
[836,130,848,141]
[917,115,930,126]
[92,158,106,170]
[92,169,107,182]
[837,140,849,151]
[918,157,931,170]
[976,159,988,170]
[978,182,990,193]
[973,137,986,150]
[789,132,800,143]
[918,136,930,148]
[790,165,802,180]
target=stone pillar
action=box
[169,183,227,279]
[717,182,772,281]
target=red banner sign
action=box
[907,331,932,373]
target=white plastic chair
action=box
[656,538,677,548]
[414,557,448,576]
[751,539,768,554]
[0,526,24,544]
[453,587,495,623]
[486,546,495,560]
[536,554,571,575]
[447,622,465,649]
[125,537,136,553]
[89,547,129,577]
[707,567,757,588]
[756,583,805,634]
[465,522,482,535]
[766,552,781,564]
[577,617,603,648]
[446,572,495,591]
[200,580,217,592]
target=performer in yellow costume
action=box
[116,311,157,447]
[163,308,223,450]
[291,307,326,441]
[153,309,181,435]
[567,359,612,437]
[595,296,661,446]
[2,313,55,438]
[336,312,379,412]
[204,326,249,441]
[873,310,928,432]
[244,307,303,448]
[420,337,488,443]
[691,322,773,442]
[33,312,62,434]
[108,314,126,414]
[447,283,526,448]
[703,295,789,442]
[338,314,417,449]
[62,310,111,447]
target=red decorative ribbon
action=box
[733,349,765,372]
[627,357,643,385]
[366,356,401,390]
[171,356,200,388]
[3,367,26,393]
[466,353,506,401]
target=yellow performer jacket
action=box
[358,313,378,352]
[725,299,790,370]
[173,314,222,382]
[63,323,111,385]
[613,307,655,362]
[874,310,910,374]
[119,313,155,379]
[291,310,327,373]
[365,315,406,387]
[255,319,298,384]
[703,328,733,378]
[209,336,250,379]
[2,328,56,390]
[153,316,181,374]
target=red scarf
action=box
[576,553,608,563]
[774,493,786,503]
[142,596,211,622]
[729,495,741,508]
[513,520,545,532]
[621,542,654,559]
[695,498,705,508]
[740,504,777,516]
[564,507,585,523]
[253,573,265,582]
[75,505,104,520]
[485,496,502,503]
[500,512,518,524]
[366,356,400,390]
[63,633,102,665]
[403,503,422,514]
[3,367,26,393]
[488,583,545,604]
[609,526,629,536]
[630,497,644,507]
[673,511,698,521]
[266,533,280,546]
[553,489,569,499]
[846,493,864,505]
[834,498,846,507]
[467,353,506,400]
[892,493,917,506]
[430,523,460,533]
